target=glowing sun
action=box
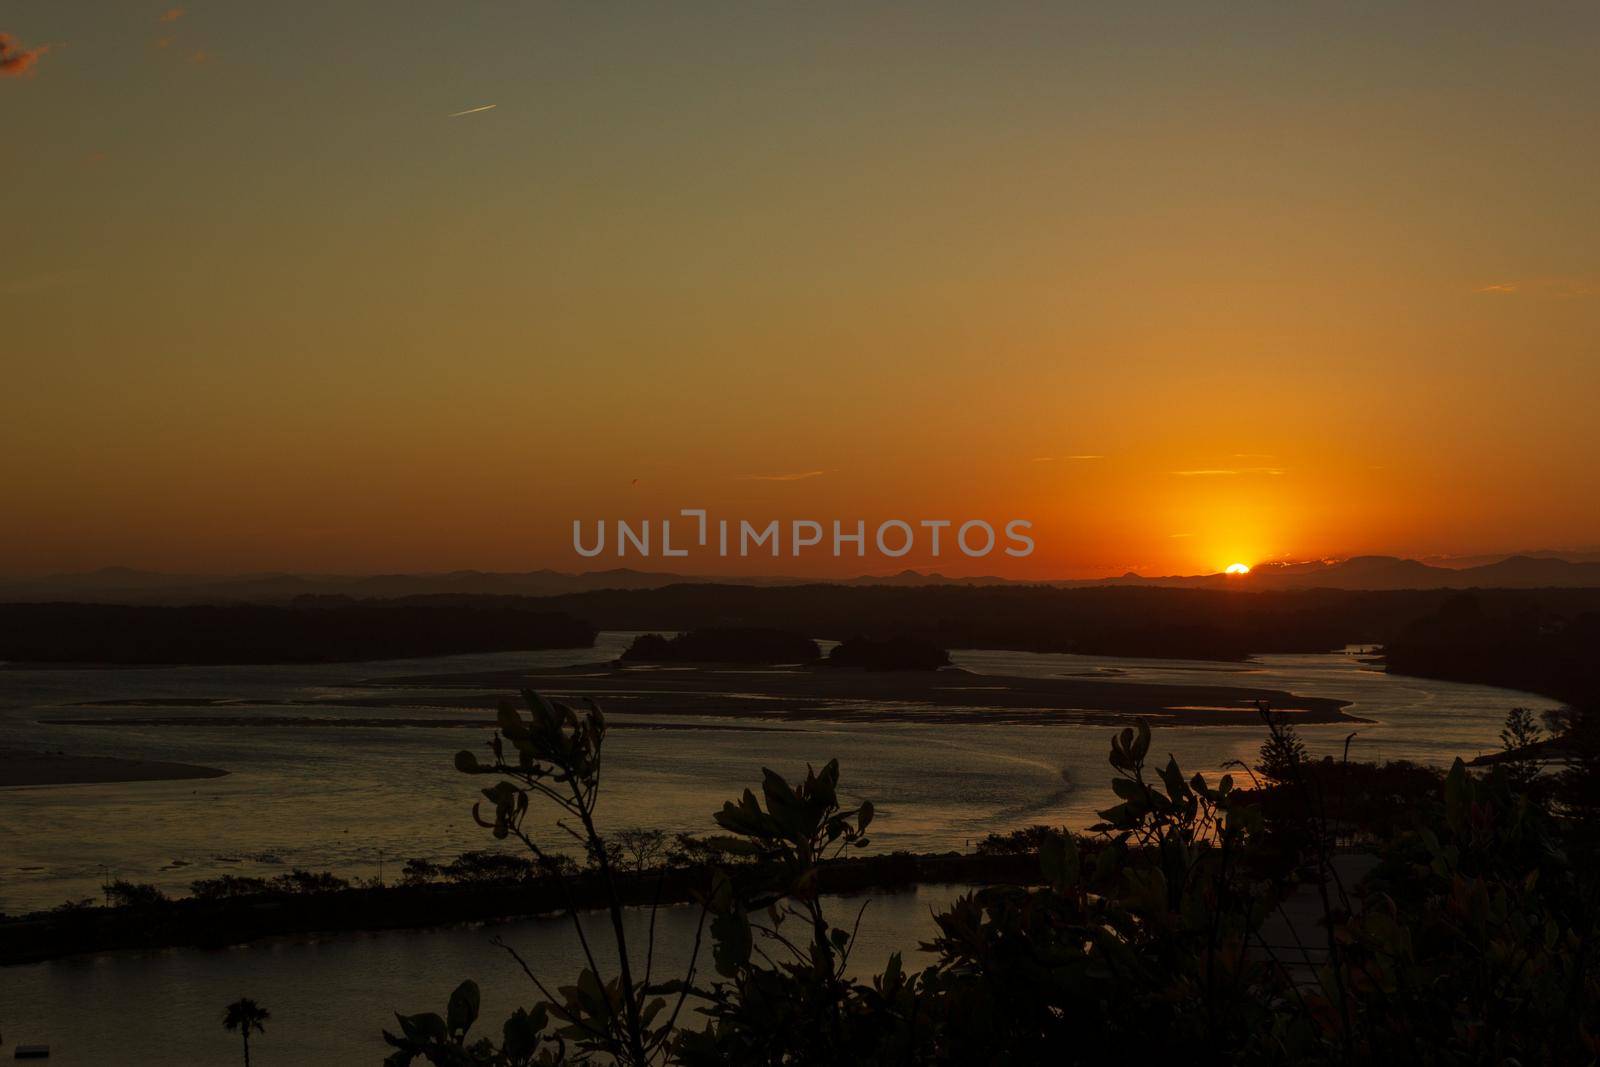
[1225,562,1251,575]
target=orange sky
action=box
[2,4,1597,579]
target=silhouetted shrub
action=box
[612,828,669,872]
[444,851,537,884]
[1498,706,1545,788]
[398,858,442,886]
[104,880,169,908]
[1254,719,1309,785]
[974,824,1072,855]
[1551,701,1600,826]
[395,687,1600,1065]
[268,869,349,895]
[190,875,272,900]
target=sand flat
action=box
[345,662,1360,726]
[0,748,228,787]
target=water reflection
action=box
[0,638,1562,1064]
[0,639,1557,912]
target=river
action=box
[0,637,1559,1063]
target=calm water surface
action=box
[0,636,1558,1064]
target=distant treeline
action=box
[518,582,1600,670]
[0,600,595,664]
[1382,593,1600,705]
[5,586,1598,698]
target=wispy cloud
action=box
[1171,467,1285,477]
[1168,532,1195,539]
[1232,453,1275,459]
[1474,277,1598,298]
[449,103,497,117]
[0,33,50,78]
[1032,454,1104,462]
[738,469,828,482]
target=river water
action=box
[0,637,1559,1064]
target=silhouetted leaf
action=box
[447,979,480,1035]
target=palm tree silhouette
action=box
[222,997,270,1066]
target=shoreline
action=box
[39,661,1362,729]
[0,852,1036,966]
[353,661,1362,726]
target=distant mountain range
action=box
[1236,554,1600,590]
[1416,549,1600,569]
[3,552,1600,604]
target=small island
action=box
[824,635,952,671]
[620,627,821,665]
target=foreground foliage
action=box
[385,691,1600,1065]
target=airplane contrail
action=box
[449,103,497,117]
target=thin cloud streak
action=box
[1171,467,1286,477]
[1474,277,1598,297]
[449,103,497,117]
[738,470,828,482]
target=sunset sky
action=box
[3,3,1598,579]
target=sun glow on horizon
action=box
[1225,562,1252,575]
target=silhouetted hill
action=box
[1244,554,1600,590]
[1419,549,1600,569]
[6,551,1600,605]
[1250,555,1444,587]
